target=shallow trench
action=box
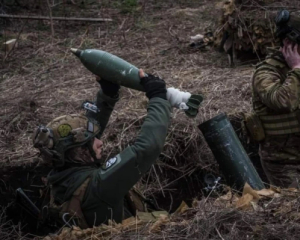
[0,116,267,238]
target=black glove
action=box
[97,77,120,98]
[140,74,167,100]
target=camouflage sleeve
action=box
[86,89,119,136]
[253,62,300,112]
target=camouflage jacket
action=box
[48,90,172,227]
[252,47,300,116]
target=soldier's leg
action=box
[259,139,300,188]
[260,159,300,188]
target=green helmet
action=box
[275,10,300,43]
[33,114,100,167]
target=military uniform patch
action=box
[57,124,72,137]
[105,157,117,169]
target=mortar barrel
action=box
[198,113,264,191]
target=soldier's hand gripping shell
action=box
[96,76,120,98]
[139,69,167,100]
[166,87,191,109]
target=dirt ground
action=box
[0,0,266,238]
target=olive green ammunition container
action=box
[199,113,264,191]
[71,48,144,91]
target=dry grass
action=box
[1,0,298,239]
[0,0,227,170]
[45,187,300,240]
[0,0,246,167]
[0,206,27,240]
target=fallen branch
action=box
[3,13,28,62]
[46,0,55,42]
[0,14,113,22]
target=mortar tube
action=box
[198,113,265,191]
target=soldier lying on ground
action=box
[249,10,300,188]
[32,69,172,229]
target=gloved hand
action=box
[139,69,167,100]
[96,76,120,98]
[166,87,191,109]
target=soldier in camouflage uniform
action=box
[251,11,300,188]
[32,70,171,228]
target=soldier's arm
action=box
[86,89,119,136]
[97,97,171,206]
[253,63,300,112]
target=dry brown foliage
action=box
[215,0,300,57]
[1,0,299,239]
[0,206,28,240]
[43,186,300,240]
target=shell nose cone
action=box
[70,48,82,58]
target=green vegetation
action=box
[81,38,98,49]
[113,0,138,14]
[135,17,156,31]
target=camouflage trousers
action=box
[259,134,300,188]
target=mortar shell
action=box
[71,48,145,91]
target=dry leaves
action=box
[214,0,280,56]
